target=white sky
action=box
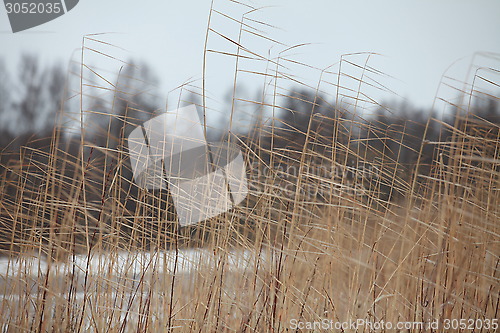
[1,0,499,111]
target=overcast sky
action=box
[1,0,499,111]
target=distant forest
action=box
[0,55,499,198]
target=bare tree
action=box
[0,58,12,145]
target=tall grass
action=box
[1,2,499,332]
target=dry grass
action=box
[1,2,499,332]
